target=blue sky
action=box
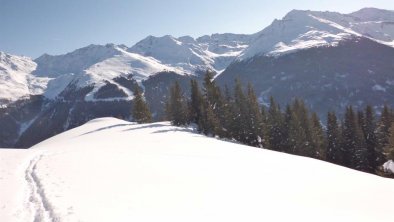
[0,0,392,58]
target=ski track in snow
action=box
[25,154,58,222]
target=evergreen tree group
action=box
[165,71,394,176]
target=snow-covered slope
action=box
[128,34,250,74]
[0,52,49,103]
[240,8,394,59]
[43,46,185,101]
[15,44,185,101]
[1,117,393,221]
[33,44,123,78]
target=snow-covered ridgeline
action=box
[240,8,394,59]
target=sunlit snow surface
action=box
[1,118,393,222]
[0,52,49,102]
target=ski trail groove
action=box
[25,154,58,222]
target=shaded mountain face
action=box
[1,8,394,148]
[217,37,394,118]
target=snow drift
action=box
[1,117,393,222]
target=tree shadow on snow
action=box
[121,123,170,132]
[79,124,135,136]
[152,128,197,134]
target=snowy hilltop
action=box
[0,117,393,221]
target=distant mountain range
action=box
[1,7,394,148]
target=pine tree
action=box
[326,112,343,165]
[200,100,220,136]
[363,106,378,172]
[200,71,221,136]
[261,106,271,149]
[353,111,369,172]
[384,123,394,161]
[219,85,234,139]
[245,83,264,147]
[132,86,152,124]
[202,70,222,111]
[311,112,326,160]
[376,105,392,166]
[267,96,285,151]
[293,99,314,157]
[167,81,188,126]
[342,106,357,168]
[342,106,368,170]
[189,79,204,126]
[232,79,249,144]
[285,104,307,155]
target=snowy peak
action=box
[239,10,355,59]
[128,33,251,74]
[0,51,48,103]
[34,44,122,77]
[239,8,394,60]
[196,33,251,54]
[129,35,204,67]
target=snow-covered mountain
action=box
[1,7,393,104]
[0,52,49,104]
[0,33,249,103]
[217,8,394,117]
[128,34,250,74]
[240,8,394,59]
[33,44,186,101]
[1,117,393,221]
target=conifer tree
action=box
[267,96,285,151]
[189,79,204,127]
[219,85,234,139]
[285,104,307,155]
[132,86,152,124]
[342,106,368,170]
[246,83,264,147]
[363,106,378,172]
[376,105,392,166]
[202,70,222,110]
[293,99,314,156]
[261,106,271,149]
[326,112,343,165]
[200,100,220,136]
[342,106,357,167]
[311,112,326,160]
[200,71,221,136]
[353,111,369,172]
[168,81,188,126]
[384,123,394,161]
[232,79,249,144]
